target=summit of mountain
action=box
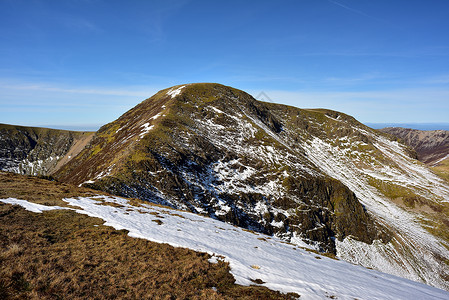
[54,83,385,253]
[50,83,449,289]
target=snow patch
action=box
[140,123,155,138]
[0,198,69,213]
[433,154,449,166]
[167,85,185,98]
[150,112,163,121]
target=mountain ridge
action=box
[55,83,388,254]
[380,127,449,183]
[380,127,449,165]
[2,83,449,290]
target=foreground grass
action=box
[0,172,101,207]
[0,172,298,299]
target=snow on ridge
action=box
[150,112,163,121]
[1,196,448,300]
[166,85,185,98]
[433,154,449,166]
[139,122,155,138]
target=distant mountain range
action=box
[1,83,449,292]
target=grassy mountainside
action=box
[55,83,386,255]
[0,172,296,299]
[0,124,94,176]
[432,158,449,183]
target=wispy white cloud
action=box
[1,79,448,126]
[323,73,387,84]
[292,49,449,58]
[0,80,162,129]
[0,81,160,98]
[423,74,449,84]
[63,17,102,33]
[328,0,391,25]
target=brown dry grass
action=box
[0,171,101,207]
[0,172,299,299]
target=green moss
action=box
[367,176,419,200]
[253,129,265,140]
[431,158,449,183]
[90,144,103,157]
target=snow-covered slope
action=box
[52,83,449,290]
[299,122,449,288]
[2,196,448,300]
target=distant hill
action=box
[367,123,449,131]
[0,124,94,176]
[380,127,449,182]
[380,127,449,165]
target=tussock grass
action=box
[0,171,100,207]
[0,172,299,299]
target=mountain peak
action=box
[51,83,449,290]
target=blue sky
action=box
[1,0,449,130]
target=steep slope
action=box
[55,83,449,290]
[1,172,448,299]
[4,196,449,300]
[56,84,385,254]
[0,124,94,175]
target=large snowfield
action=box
[2,196,448,300]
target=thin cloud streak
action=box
[328,0,391,25]
[0,82,160,98]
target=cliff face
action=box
[0,124,94,176]
[54,83,449,289]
